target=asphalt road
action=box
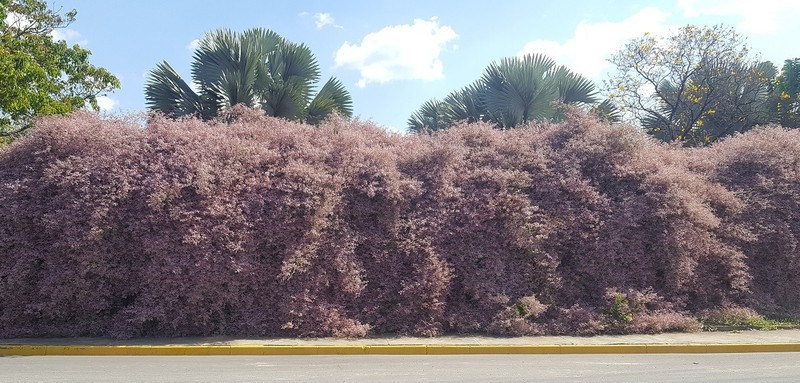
[2,353,799,382]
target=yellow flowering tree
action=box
[606,25,775,146]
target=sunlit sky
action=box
[51,0,800,132]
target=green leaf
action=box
[407,52,600,132]
[145,61,203,117]
[408,98,450,133]
[145,27,352,125]
[0,0,119,139]
[306,77,353,125]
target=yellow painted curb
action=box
[561,344,649,354]
[1,343,800,356]
[0,345,47,356]
[426,345,474,354]
[364,345,427,355]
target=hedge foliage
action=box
[0,107,796,337]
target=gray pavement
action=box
[3,329,800,346]
[2,353,800,382]
[4,331,800,381]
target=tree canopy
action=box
[0,0,119,142]
[775,58,800,128]
[408,53,600,133]
[606,24,775,146]
[145,28,352,125]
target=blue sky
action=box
[47,0,800,132]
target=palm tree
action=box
[145,28,352,124]
[408,53,599,133]
[407,99,452,133]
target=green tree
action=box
[408,53,600,133]
[774,58,800,128]
[607,24,774,146]
[0,0,119,143]
[145,28,352,125]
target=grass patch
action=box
[699,306,800,331]
[702,317,800,331]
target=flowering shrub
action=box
[699,127,800,317]
[699,305,763,326]
[0,107,794,338]
[601,288,700,334]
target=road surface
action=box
[2,353,799,382]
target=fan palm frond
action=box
[553,66,598,105]
[443,81,487,123]
[408,98,451,133]
[306,77,353,125]
[406,53,603,132]
[145,61,203,117]
[592,99,622,123]
[482,54,560,127]
[145,28,352,126]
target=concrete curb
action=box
[2,343,800,356]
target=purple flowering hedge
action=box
[1,107,797,338]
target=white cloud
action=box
[314,12,342,29]
[5,11,31,30]
[677,0,800,34]
[186,39,200,51]
[50,28,88,46]
[517,7,672,80]
[96,96,119,112]
[335,17,458,88]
